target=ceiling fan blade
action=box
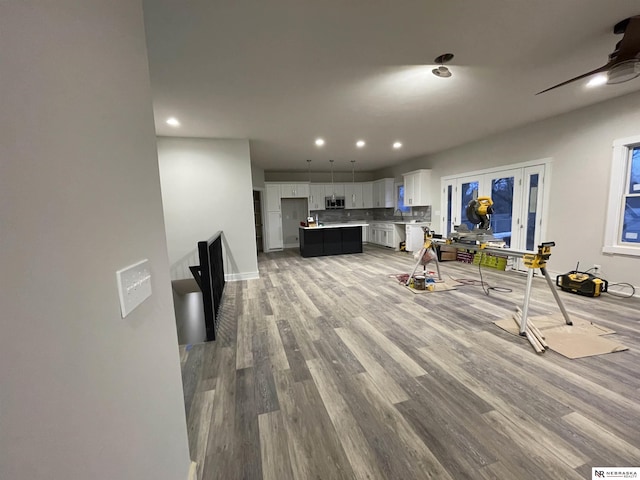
[614,16,640,62]
[535,65,609,95]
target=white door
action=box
[457,175,481,231]
[441,179,456,237]
[508,165,546,270]
[484,169,522,248]
[520,165,545,251]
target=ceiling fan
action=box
[537,15,640,95]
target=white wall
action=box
[157,137,259,280]
[378,91,640,285]
[252,163,265,189]
[0,3,191,480]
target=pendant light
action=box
[329,159,335,200]
[351,160,356,207]
[307,159,312,182]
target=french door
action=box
[441,163,547,261]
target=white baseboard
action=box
[225,271,260,281]
[187,461,197,480]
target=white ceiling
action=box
[143,0,640,173]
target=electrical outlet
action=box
[116,259,152,318]
[593,264,601,273]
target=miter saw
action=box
[449,196,503,246]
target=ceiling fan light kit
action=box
[432,53,454,78]
[537,15,640,94]
[432,66,452,77]
[607,58,640,84]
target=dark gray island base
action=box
[299,226,363,258]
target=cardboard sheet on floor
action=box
[542,331,628,359]
[494,315,615,337]
[494,314,628,359]
[403,281,461,294]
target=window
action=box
[604,135,640,255]
[397,184,411,213]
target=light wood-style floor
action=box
[179,246,640,480]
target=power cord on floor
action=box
[448,252,512,296]
[606,282,636,299]
[477,253,512,296]
[580,267,635,299]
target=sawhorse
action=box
[405,228,442,286]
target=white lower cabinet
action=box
[369,223,397,249]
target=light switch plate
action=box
[116,259,152,318]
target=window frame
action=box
[603,134,640,256]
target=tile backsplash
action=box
[311,206,431,224]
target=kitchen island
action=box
[299,224,363,258]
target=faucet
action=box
[394,208,404,220]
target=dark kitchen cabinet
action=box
[299,226,363,258]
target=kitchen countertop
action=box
[300,223,367,230]
[300,220,430,229]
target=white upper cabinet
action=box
[362,182,374,208]
[280,183,310,198]
[403,169,432,206]
[309,184,325,210]
[265,183,281,211]
[324,183,345,198]
[372,178,394,208]
[344,183,363,209]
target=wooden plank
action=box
[258,411,295,480]
[202,347,237,480]
[252,325,281,415]
[334,327,409,404]
[276,319,312,382]
[307,358,385,480]
[350,316,427,377]
[562,411,640,462]
[194,389,215,480]
[265,314,290,371]
[481,410,585,479]
[272,369,356,480]
[234,367,263,480]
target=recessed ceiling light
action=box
[586,74,607,88]
[315,138,325,147]
[393,142,403,149]
[356,140,366,148]
[166,117,180,127]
